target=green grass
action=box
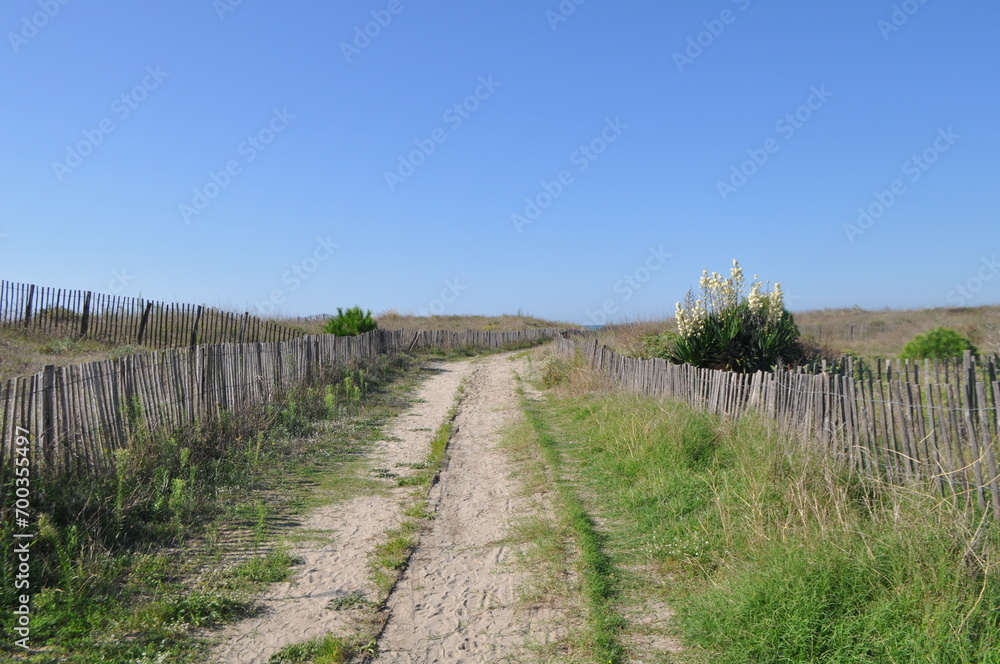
[232,548,299,584]
[527,387,1000,664]
[268,633,376,664]
[368,521,421,596]
[517,387,628,664]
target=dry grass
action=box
[271,311,571,336]
[597,305,1000,359]
[794,305,1000,358]
[596,320,676,359]
[373,310,571,333]
[0,327,147,381]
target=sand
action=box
[210,354,556,664]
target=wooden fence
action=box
[798,322,897,342]
[0,328,560,479]
[558,337,1000,515]
[0,279,301,347]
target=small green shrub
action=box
[322,307,377,336]
[640,332,675,359]
[900,327,978,360]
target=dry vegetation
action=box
[372,310,572,332]
[0,327,147,381]
[0,311,568,380]
[598,305,1000,360]
[794,305,1000,358]
[271,311,571,336]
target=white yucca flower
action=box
[747,281,765,314]
[768,282,784,325]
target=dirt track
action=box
[210,353,556,663]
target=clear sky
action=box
[2,0,997,324]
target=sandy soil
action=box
[210,353,558,664]
[209,361,472,664]
[375,354,558,663]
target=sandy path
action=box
[375,354,556,663]
[209,361,473,664]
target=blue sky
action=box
[2,0,997,324]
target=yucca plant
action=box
[665,260,799,372]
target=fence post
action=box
[41,364,55,470]
[190,305,203,347]
[136,301,154,345]
[23,284,35,328]
[79,291,92,337]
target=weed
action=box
[327,591,375,611]
[232,548,298,584]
